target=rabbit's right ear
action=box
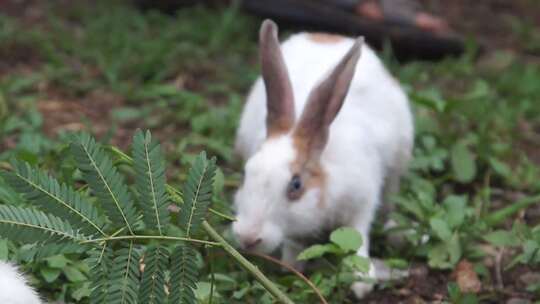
[293,37,363,164]
[260,20,295,138]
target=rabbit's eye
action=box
[286,174,303,200]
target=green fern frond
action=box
[27,242,89,260]
[88,244,113,304]
[170,244,198,304]
[70,133,141,235]
[132,130,170,235]
[0,205,85,243]
[1,160,106,236]
[109,241,141,304]
[178,152,216,237]
[138,244,169,304]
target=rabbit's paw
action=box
[351,281,374,299]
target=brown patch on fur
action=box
[289,136,327,207]
[307,33,345,44]
[266,117,293,138]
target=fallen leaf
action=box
[452,260,481,293]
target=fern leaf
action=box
[138,244,169,304]
[132,130,170,235]
[0,205,84,243]
[26,242,89,260]
[70,133,141,235]
[1,160,106,236]
[108,241,141,304]
[169,244,198,304]
[178,152,216,237]
[88,244,113,304]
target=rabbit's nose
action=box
[242,237,262,250]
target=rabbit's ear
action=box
[293,37,363,161]
[260,20,295,138]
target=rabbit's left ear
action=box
[259,20,296,138]
[293,37,363,162]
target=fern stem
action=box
[202,221,295,304]
[81,235,220,246]
[109,146,236,222]
[207,207,236,222]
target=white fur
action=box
[0,261,42,304]
[233,32,413,299]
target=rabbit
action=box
[0,261,43,304]
[232,19,413,299]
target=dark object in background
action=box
[242,0,465,61]
[134,0,200,12]
[134,0,466,61]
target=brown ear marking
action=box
[293,37,364,164]
[307,33,345,44]
[259,19,295,138]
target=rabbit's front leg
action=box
[281,239,306,272]
[350,219,377,299]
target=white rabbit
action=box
[0,261,42,304]
[232,20,413,299]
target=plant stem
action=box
[202,221,295,304]
[81,235,219,246]
[246,251,328,304]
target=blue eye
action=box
[287,174,303,200]
[291,175,302,190]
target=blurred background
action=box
[0,0,539,303]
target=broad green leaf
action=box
[40,267,61,283]
[489,157,511,178]
[451,142,476,183]
[384,258,409,270]
[447,233,462,265]
[330,227,363,252]
[297,244,340,261]
[483,230,520,247]
[443,195,467,228]
[342,255,370,274]
[195,282,217,301]
[430,218,452,241]
[64,266,87,282]
[72,282,92,301]
[46,255,70,269]
[428,243,452,269]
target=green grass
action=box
[0,1,539,303]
